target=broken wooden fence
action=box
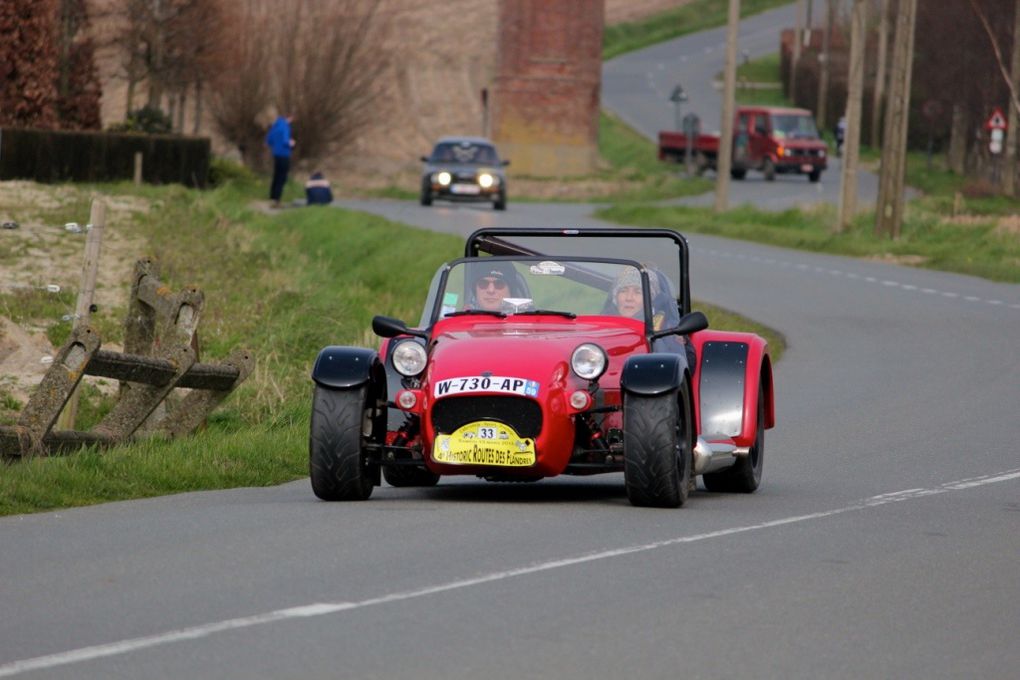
[1,259,254,460]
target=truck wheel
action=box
[763,158,776,181]
[420,187,433,206]
[730,168,747,180]
[383,465,440,487]
[309,385,378,501]
[703,385,764,493]
[623,385,692,508]
[808,169,821,183]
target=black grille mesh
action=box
[432,396,542,438]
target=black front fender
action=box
[311,346,382,390]
[621,353,685,397]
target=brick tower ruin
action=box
[491,0,605,176]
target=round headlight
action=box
[436,171,452,186]
[571,343,607,381]
[392,340,427,377]
[478,172,495,188]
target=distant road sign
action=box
[985,107,1007,131]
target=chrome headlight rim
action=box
[392,340,428,377]
[570,343,607,381]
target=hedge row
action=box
[0,127,210,188]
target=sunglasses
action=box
[475,277,509,291]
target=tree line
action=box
[1,0,390,170]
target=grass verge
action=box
[603,0,794,60]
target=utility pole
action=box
[875,0,917,239]
[1004,0,1020,197]
[870,0,890,148]
[790,0,805,104]
[837,0,867,232]
[715,0,740,213]
[817,0,836,129]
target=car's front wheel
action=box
[309,385,378,501]
[420,186,433,206]
[623,384,692,508]
[703,384,764,493]
[494,191,507,211]
[763,158,776,181]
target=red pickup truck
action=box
[658,105,828,182]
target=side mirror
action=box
[420,156,429,163]
[502,159,510,166]
[372,315,428,339]
[650,310,708,342]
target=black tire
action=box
[763,158,776,181]
[494,192,507,211]
[623,385,692,508]
[383,465,440,487]
[703,385,764,493]
[808,169,821,183]
[730,168,747,180]
[309,385,377,501]
[420,187,433,206]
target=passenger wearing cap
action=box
[610,267,655,320]
[608,266,696,369]
[471,266,513,311]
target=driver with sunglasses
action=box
[468,265,515,311]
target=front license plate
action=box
[450,183,481,195]
[801,164,813,172]
[433,421,536,467]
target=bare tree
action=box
[56,0,102,129]
[875,0,917,239]
[837,0,866,233]
[207,0,273,167]
[275,0,391,166]
[209,0,391,170]
[869,0,889,148]
[105,0,220,121]
[968,0,1020,195]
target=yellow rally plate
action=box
[433,420,536,467]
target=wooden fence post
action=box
[55,199,106,431]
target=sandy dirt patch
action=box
[0,181,150,408]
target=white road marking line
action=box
[691,248,1017,310]
[2,468,1019,678]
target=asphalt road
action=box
[3,5,1019,679]
[602,0,890,210]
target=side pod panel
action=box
[311,346,382,390]
[621,353,685,397]
[690,330,773,448]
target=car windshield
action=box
[420,257,680,329]
[771,114,820,140]
[430,142,499,164]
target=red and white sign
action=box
[986,107,1008,155]
[985,107,1007,131]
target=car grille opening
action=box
[432,395,542,438]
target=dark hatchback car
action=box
[420,137,509,211]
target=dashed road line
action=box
[697,248,1019,310]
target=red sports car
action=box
[310,228,774,508]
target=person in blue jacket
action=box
[266,114,295,207]
[304,171,333,205]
